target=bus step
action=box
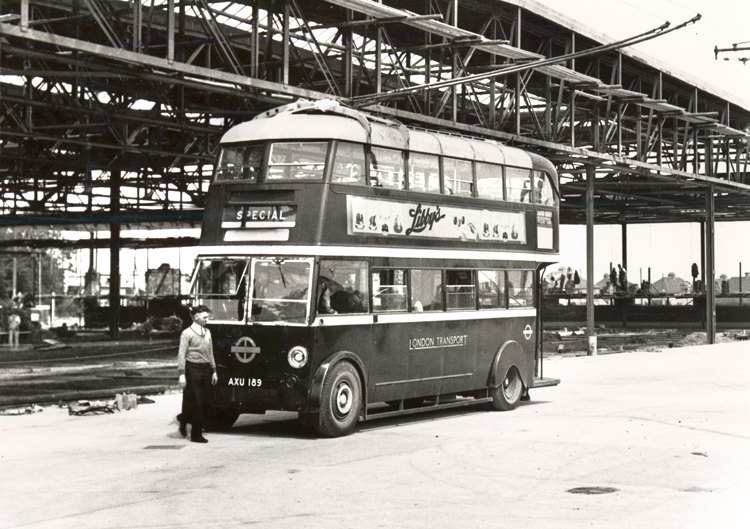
[532,377,560,388]
[363,397,493,422]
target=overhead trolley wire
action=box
[348,14,702,107]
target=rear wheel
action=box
[317,362,361,437]
[490,365,523,411]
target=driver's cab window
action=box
[193,259,249,321]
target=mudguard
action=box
[489,341,533,391]
[307,351,368,416]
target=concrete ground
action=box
[2,342,749,529]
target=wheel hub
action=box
[335,384,352,415]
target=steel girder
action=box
[1,0,749,231]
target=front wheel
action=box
[490,365,523,411]
[317,362,362,437]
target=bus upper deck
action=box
[200,99,559,256]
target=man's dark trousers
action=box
[178,361,212,440]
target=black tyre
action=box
[490,365,523,411]
[205,406,240,431]
[317,362,362,437]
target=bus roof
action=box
[221,100,550,173]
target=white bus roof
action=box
[220,100,538,170]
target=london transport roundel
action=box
[523,325,533,340]
[232,336,260,363]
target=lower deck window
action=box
[508,270,534,307]
[317,260,368,315]
[410,269,443,311]
[445,270,476,309]
[479,270,505,309]
[372,269,408,312]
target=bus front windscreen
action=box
[193,259,249,321]
[250,259,312,323]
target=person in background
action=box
[618,264,627,292]
[610,267,618,293]
[176,305,217,444]
[8,311,21,348]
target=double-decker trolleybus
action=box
[192,99,559,437]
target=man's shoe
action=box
[178,419,187,437]
[191,436,208,444]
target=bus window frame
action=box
[478,269,506,310]
[248,257,315,325]
[442,157,475,197]
[476,162,505,201]
[506,269,535,309]
[316,258,370,315]
[368,146,406,190]
[214,142,269,183]
[408,268,444,312]
[371,268,409,313]
[445,269,477,310]
[265,141,330,182]
[407,151,442,194]
[331,141,367,186]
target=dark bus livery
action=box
[193,99,559,436]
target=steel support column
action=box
[109,170,121,340]
[705,183,716,344]
[621,223,627,276]
[586,164,596,353]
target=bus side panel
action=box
[438,317,478,395]
[474,315,537,389]
[369,319,477,402]
[369,321,410,402]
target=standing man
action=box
[177,305,217,443]
[618,264,627,292]
[8,311,21,348]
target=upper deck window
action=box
[506,167,532,203]
[267,142,327,181]
[535,170,557,206]
[370,147,405,189]
[409,153,440,194]
[215,145,263,182]
[331,142,366,185]
[443,158,473,197]
[476,162,504,200]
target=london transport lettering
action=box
[409,335,469,351]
